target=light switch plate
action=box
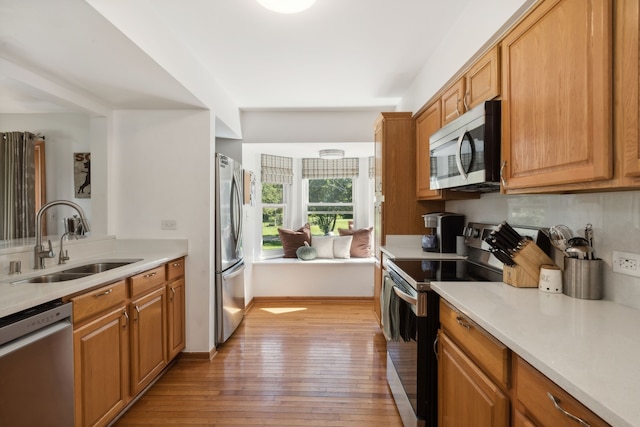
[161,219,177,230]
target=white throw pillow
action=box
[333,235,353,259]
[312,236,335,258]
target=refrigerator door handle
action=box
[223,262,245,280]
[230,172,243,249]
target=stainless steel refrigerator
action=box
[215,153,245,346]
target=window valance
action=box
[261,154,293,185]
[302,158,359,179]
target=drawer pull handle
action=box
[94,289,113,297]
[144,272,157,279]
[455,315,471,330]
[547,392,590,427]
[122,310,129,328]
[172,262,181,267]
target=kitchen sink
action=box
[11,259,142,285]
[12,272,92,284]
[60,260,142,275]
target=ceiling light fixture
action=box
[256,0,316,14]
[319,149,344,160]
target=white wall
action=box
[0,113,93,235]
[112,109,216,352]
[398,0,537,113]
[447,192,640,310]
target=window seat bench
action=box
[251,257,376,298]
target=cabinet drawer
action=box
[129,265,166,298]
[515,357,610,427]
[72,280,127,324]
[439,299,510,388]
[166,258,185,281]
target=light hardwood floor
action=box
[115,299,402,426]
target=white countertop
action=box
[382,235,466,260]
[432,281,640,427]
[0,239,188,319]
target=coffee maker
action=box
[421,212,465,253]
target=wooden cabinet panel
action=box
[501,0,613,190]
[74,307,129,427]
[373,112,445,253]
[166,257,185,281]
[373,261,382,324]
[465,46,500,110]
[416,101,442,199]
[167,277,186,360]
[439,299,510,388]
[441,79,465,125]
[130,286,167,395]
[619,0,640,178]
[513,410,536,427]
[130,265,166,298]
[438,332,509,427]
[72,280,126,324]
[515,356,609,427]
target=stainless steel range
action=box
[382,222,550,427]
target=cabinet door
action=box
[167,278,186,360]
[465,46,500,110]
[130,286,167,395]
[441,79,465,125]
[513,410,537,427]
[416,101,443,199]
[515,357,609,427]
[74,307,129,427]
[501,0,613,190]
[619,0,640,177]
[438,332,509,427]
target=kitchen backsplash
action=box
[447,190,640,311]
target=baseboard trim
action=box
[252,296,373,303]
[180,348,217,361]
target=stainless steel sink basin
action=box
[11,259,142,285]
[61,259,142,275]
[12,272,92,284]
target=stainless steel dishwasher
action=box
[0,300,74,426]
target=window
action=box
[260,154,293,254]
[261,183,287,251]
[305,178,353,235]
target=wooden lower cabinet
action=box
[73,306,129,427]
[514,356,610,426]
[130,286,167,395]
[438,331,510,427]
[513,410,536,427]
[70,258,186,426]
[167,277,186,360]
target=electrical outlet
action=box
[613,251,640,278]
[161,219,177,230]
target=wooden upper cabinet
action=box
[441,79,465,126]
[619,0,640,178]
[501,0,613,191]
[465,46,500,110]
[416,101,442,199]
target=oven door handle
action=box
[393,286,417,307]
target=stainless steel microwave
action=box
[429,100,501,192]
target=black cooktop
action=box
[389,259,469,284]
[387,258,502,291]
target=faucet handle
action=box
[44,240,55,257]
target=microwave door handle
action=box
[393,286,417,307]
[455,131,469,180]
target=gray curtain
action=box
[0,132,37,239]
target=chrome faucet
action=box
[34,200,91,269]
[58,232,71,265]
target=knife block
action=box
[503,241,556,288]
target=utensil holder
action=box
[563,258,603,300]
